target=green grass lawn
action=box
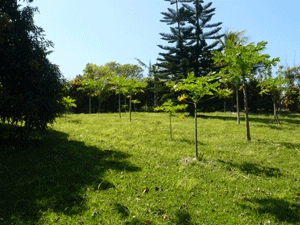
[1,112,300,224]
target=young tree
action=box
[212,40,280,141]
[0,0,63,130]
[61,96,77,119]
[110,75,128,118]
[217,30,252,124]
[94,76,110,113]
[154,99,187,139]
[135,58,161,107]
[277,65,300,112]
[131,99,141,112]
[168,72,231,159]
[258,75,288,124]
[123,78,147,122]
[78,79,98,114]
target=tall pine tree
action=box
[182,0,224,77]
[157,0,193,80]
[157,0,224,79]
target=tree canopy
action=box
[0,0,63,129]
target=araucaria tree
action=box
[157,0,193,80]
[182,0,224,77]
[157,0,224,80]
[212,40,280,141]
[0,0,63,130]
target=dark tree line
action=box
[66,75,279,114]
[0,0,63,130]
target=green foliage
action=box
[276,65,300,112]
[110,75,127,95]
[168,72,231,104]
[154,99,187,115]
[212,40,280,140]
[218,30,252,49]
[123,78,147,121]
[110,76,146,120]
[61,96,77,109]
[157,0,224,79]
[212,40,280,81]
[154,99,187,139]
[167,72,231,158]
[0,1,63,130]
[131,99,141,105]
[257,76,288,97]
[78,79,98,96]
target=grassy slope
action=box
[0,112,300,224]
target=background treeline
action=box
[64,62,300,114]
[1,0,300,132]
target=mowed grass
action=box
[1,112,300,224]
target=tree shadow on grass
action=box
[197,113,300,126]
[171,209,193,225]
[0,124,140,224]
[278,142,300,151]
[113,203,130,218]
[218,160,282,178]
[239,197,300,223]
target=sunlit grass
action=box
[1,112,300,224]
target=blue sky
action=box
[25,0,300,80]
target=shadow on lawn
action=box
[278,142,300,151]
[0,124,140,224]
[197,113,300,126]
[239,197,300,223]
[218,160,282,178]
[172,209,193,225]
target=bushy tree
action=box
[0,0,63,130]
[212,40,279,141]
[123,78,147,121]
[168,72,230,159]
[217,30,252,123]
[258,75,288,124]
[277,65,300,112]
[110,75,128,118]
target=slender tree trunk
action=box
[118,93,121,118]
[169,112,172,140]
[124,96,126,112]
[274,101,281,125]
[224,101,226,114]
[194,102,198,159]
[129,96,132,122]
[154,82,158,108]
[242,83,251,141]
[89,95,91,114]
[98,99,101,113]
[236,88,240,124]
